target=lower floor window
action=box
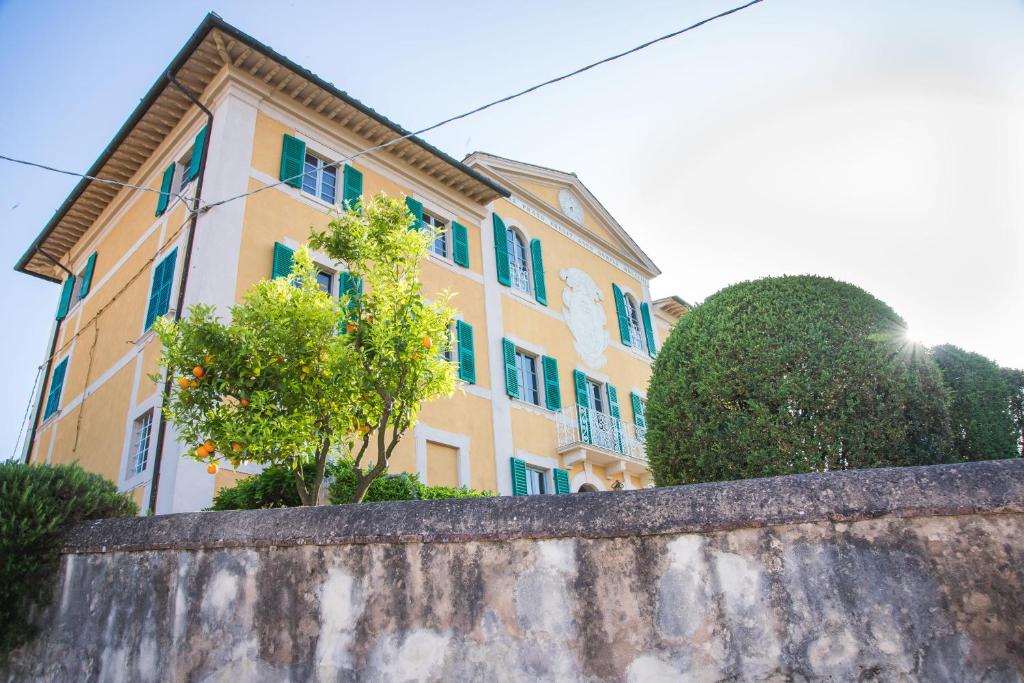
[130,411,154,475]
[525,466,547,495]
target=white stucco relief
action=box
[560,268,609,370]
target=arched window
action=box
[623,294,645,351]
[578,483,598,493]
[506,228,531,293]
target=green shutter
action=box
[607,384,624,453]
[456,320,475,384]
[541,356,561,411]
[452,222,469,268]
[43,358,68,420]
[342,165,363,211]
[640,301,657,355]
[55,276,75,321]
[492,213,511,286]
[573,369,591,443]
[280,134,306,188]
[78,252,97,300]
[155,162,175,216]
[405,197,423,230]
[613,284,630,345]
[502,338,519,398]
[144,249,178,331]
[510,457,528,496]
[338,272,362,330]
[530,238,547,306]
[553,468,570,494]
[631,392,647,429]
[187,126,208,182]
[271,242,294,279]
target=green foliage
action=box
[1005,368,1024,457]
[0,462,136,656]
[209,460,492,509]
[646,275,953,486]
[932,345,1018,461]
[208,464,304,510]
[155,193,457,505]
[309,193,457,502]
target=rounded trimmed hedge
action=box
[646,275,953,485]
[1,462,137,656]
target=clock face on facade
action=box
[558,189,584,224]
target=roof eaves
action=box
[16,13,509,281]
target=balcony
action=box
[555,405,649,475]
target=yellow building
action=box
[18,15,684,512]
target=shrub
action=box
[646,276,953,486]
[0,462,136,656]
[210,460,493,510]
[932,345,1018,461]
[208,464,304,510]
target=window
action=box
[301,153,337,204]
[315,270,333,294]
[515,350,540,406]
[443,322,456,363]
[525,466,547,495]
[129,411,154,476]
[424,212,448,258]
[43,358,68,420]
[623,294,645,351]
[506,228,530,293]
[177,151,194,193]
[588,379,605,414]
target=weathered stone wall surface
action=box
[5,460,1024,682]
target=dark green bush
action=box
[208,464,305,510]
[932,345,1018,461]
[0,462,136,656]
[209,459,493,510]
[647,275,953,486]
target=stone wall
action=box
[5,460,1024,682]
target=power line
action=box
[198,0,765,213]
[3,1,763,218]
[0,154,191,206]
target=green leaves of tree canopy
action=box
[932,344,1019,461]
[155,193,457,505]
[646,275,954,486]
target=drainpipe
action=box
[23,247,75,463]
[147,71,213,515]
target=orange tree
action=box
[155,194,456,504]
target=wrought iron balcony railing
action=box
[555,404,647,462]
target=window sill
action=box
[509,398,557,419]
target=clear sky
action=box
[1,0,1022,458]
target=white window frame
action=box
[622,293,646,352]
[120,402,158,490]
[301,152,338,205]
[177,149,195,194]
[515,348,541,407]
[506,226,531,294]
[525,465,548,495]
[424,211,449,260]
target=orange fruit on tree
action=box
[240,398,250,408]
[207,463,218,474]
[192,366,206,378]
[231,459,240,469]
[178,377,190,390]
[195,446,208,458]
[189,380,199,390]
[203,439,215,452]
[422,336,433,349]
[346,323,358,334]
[231,442,243,453]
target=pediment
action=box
[464,153,660,277]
